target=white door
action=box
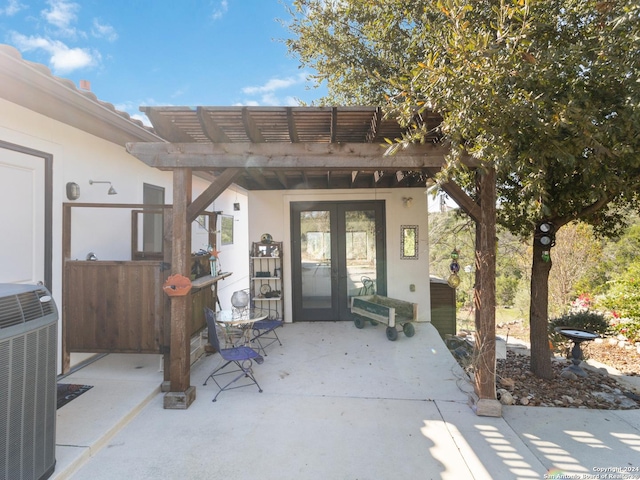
[0,147,46,284]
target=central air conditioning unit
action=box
[0,284,58,480]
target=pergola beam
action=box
[286,107,300,143]
[366,108,382,142]
[275,171,289,188]
[186,168,243,223]
[425,167,482,222]
[197,107,231,143]
[242,107,265,143]
[126,142,459,170]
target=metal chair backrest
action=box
[204,307,222,352]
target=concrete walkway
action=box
[53,322,640,480]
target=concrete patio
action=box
[53,321,640,479]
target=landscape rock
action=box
[497,389,514,405]
[451,329,640,410]
[494,351,639,410]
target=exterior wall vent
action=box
[0,284,58,480]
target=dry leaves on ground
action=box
[495,351,640,409]
[452,329,640,409]
[583,341,640,377]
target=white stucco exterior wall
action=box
[0,97,250,371]
[210,184,250,309]
[248,188,431,323]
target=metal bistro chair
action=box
[251,315,283,356]
[203,307,264,402]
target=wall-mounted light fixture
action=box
[89,180,117,195]
[402,196,414,208]
[66,182,80,200]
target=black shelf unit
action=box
[250,241,283,320]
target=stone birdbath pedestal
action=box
[555,327,600,377]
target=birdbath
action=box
[555,327,600,377]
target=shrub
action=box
[611,319,640,343]
[600,261,640,319]
[548,311,611,354]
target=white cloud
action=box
[170,85,189,99]
[9,32,98,74]
[115,99,170,127]
[0,0,26,16]
[256,93,303,107]
[50,45,96,73]
[239,73,308,106]
[130,113,152,127]
[242,74,306,95]
[113,101,140,118]
[282,95,301,106]
[42,0,79,35]
[92,19,118,42]
[234,100,260,106]
[211,0,228,20]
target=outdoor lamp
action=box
[89,180,117,195]
[66,182,80,200]
[535,222,555,247]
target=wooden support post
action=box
[61,203,72,373]
[161,211,173,391]
[164,168,196,409]
[469,167,501,417]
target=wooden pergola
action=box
[127,106,499,416]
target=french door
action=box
[291,201,386,321]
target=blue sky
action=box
[0,0,327,125]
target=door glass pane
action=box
[300,210,332,309]
[143,184,164,253]
[346,210,376,302]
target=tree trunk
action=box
[529,242,553,379]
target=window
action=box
[142,183,165,257]
[220,214,234,245]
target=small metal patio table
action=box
[213,308,269,345]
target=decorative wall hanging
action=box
[447,248,461,288]
[401,225,418,259]
[163,274,192,297]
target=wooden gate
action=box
[61,203,219,378]
[63,261,168,355]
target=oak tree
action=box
[286,0,640,378]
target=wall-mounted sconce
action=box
[402,197,414,208]
[89,180,117,195]
[66,182,80,200]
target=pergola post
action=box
[470,167,501,416]
[163,167,196,409]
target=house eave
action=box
[0,44,163,146]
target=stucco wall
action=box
[0,97,250,370]
[248,188,432,323]
[211,185,250,309]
